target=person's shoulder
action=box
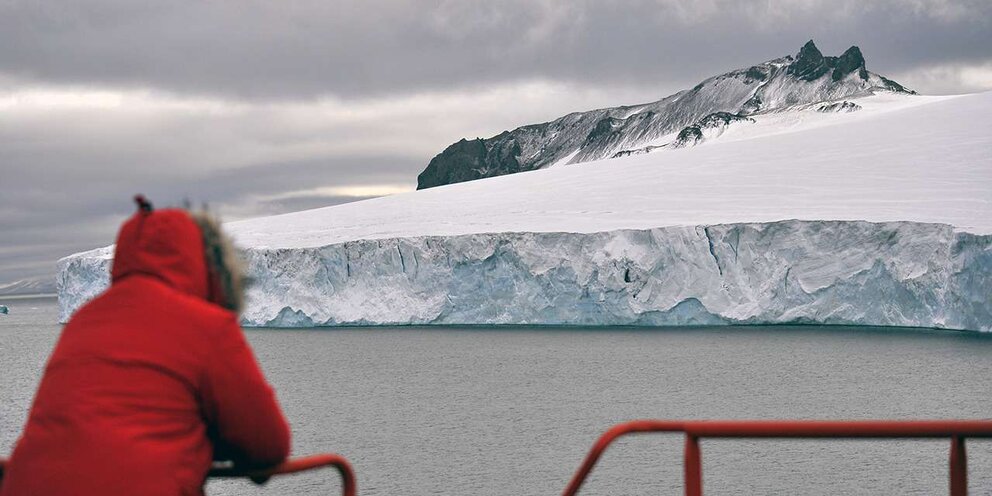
[169,293,247,357]
[128,281,243,339]
[176,291,240,330]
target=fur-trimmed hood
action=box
[190,210,246,314]
[110,196,246,314]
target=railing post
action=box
[684,435,702,496]
[949,436,967,496]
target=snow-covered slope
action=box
[417,41,913,189]
[58,91,992,330]
[0,277,56,296]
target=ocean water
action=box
[1,296,990,495]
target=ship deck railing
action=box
[4,419,991,495]
[562,419,992,496]
[0,453,356,496]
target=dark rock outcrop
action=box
[671,112,755,149]
[417,136,525,189]
[788,41,870,82]
[788,40,830,81]
[817,101,862,113]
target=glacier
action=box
[58,220,991,330]
[57,90,992,330]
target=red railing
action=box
[562,420,992,496]
[0,453,356,496]
[210,453,356,496]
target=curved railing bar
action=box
[1,453,356,496]
[562,419,992,496]
[209,453,356,496]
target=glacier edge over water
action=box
[52,67,992,333]
[58,220,992,331]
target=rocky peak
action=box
[788,40,869,82]
[833,45,868,80]
[788,40,828,81]
[837,46,865,68]
[797,40,823,62]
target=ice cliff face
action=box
[57,220,992,331]
[417,40,913,189]
[56,246,112,323]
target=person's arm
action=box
[201,315,291,468]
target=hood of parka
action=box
[110,198,245,314]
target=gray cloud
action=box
[0,80,654,286]
[0,0,989,100]
[0,153,415,286]
[1,0,991,288]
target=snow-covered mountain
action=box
[0,277,56,296]
[58,91,992,330]
[417,40,912,189]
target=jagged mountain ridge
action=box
[417,40,913,189]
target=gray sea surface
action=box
[1,296,990,495]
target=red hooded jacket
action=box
[1,208,290,495]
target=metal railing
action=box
[0,453,356,496]
[562,419,992,496]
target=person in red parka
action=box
[1,196,290,495]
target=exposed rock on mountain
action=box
[418,40,913,189]
[817,101,862,113]
[669,112,755,149]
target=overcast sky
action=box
[1,0,990,289]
